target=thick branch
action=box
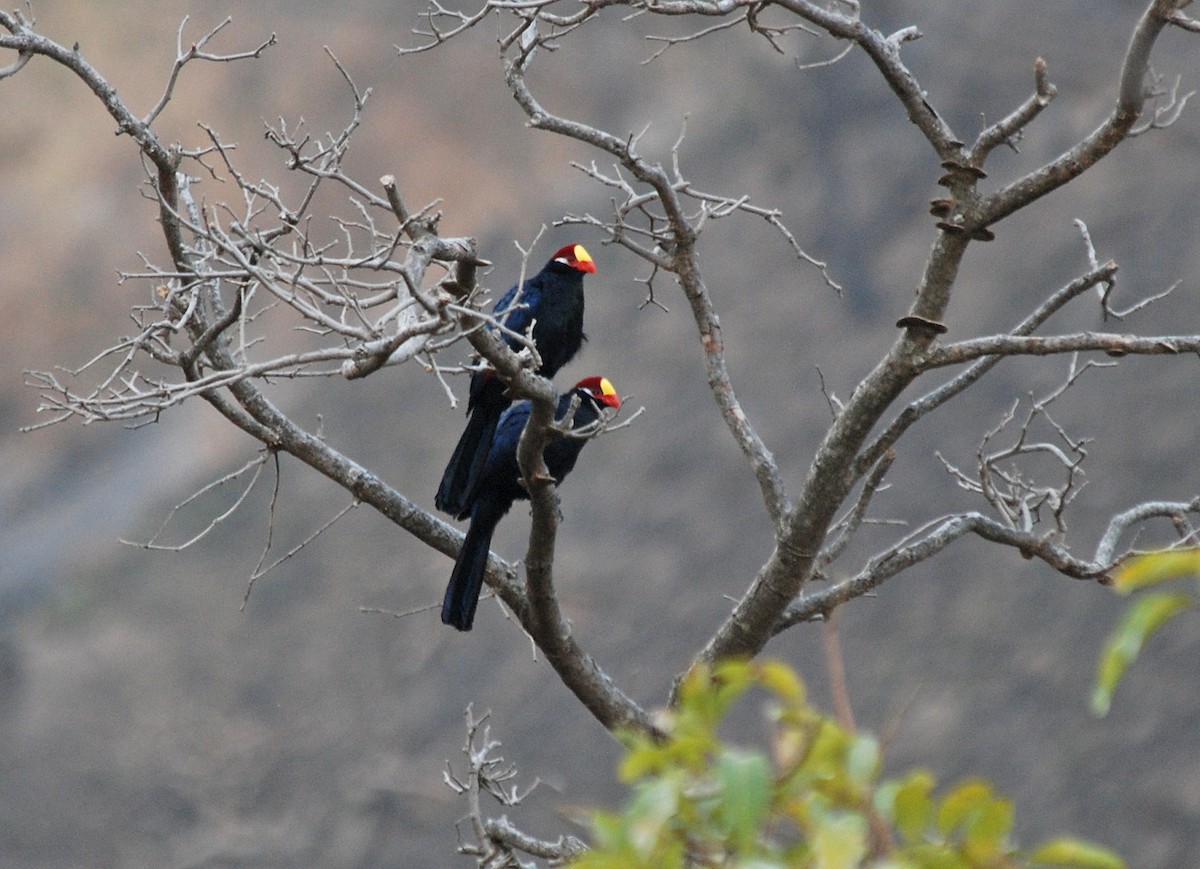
[779,498,1200,627]
[854,262,1119,479]
[980,0,1193,226]
[690,5,1193,654]
[505,29,789,526]
[463,324,661,736]
[692,233,973,666]
[3,12,657,737]
[925,332,1200,368]
[771,0,964,155]
[0,13,177,164]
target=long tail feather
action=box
[441,502,503,631]
[435,407,499,518]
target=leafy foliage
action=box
[1091,550,1200,716]
[573,659,1123,869]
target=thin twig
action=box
[119,453,270,551]
[243,498,360,608]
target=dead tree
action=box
[4,1,1199,860]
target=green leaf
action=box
[884,770,936,845]
[811,812,868,869]
[1112,549,1200,593]
[936,780,993,837]
[619,740,668,782]
[846,733,881,786]
[711,659,758,714]
[583,659,1127,869]
[625,776,682,856]
[757,659,807,707]
[962,794,1014,855]
[717,749,773,852]
[1028,837,1126,869]
[587,810,626,851]
[672,661,756,750]
[900,843,972,869]
[1091,592,1192,716]
[804,718,855,781]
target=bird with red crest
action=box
[436,243,597,518]
[441,375,621,631]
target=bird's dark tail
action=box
[435,406,500,518]
[441,501,503,631]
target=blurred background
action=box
[1,1,1198,865]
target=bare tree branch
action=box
[925,332,1200,368]
[502,21,791,527]
[980,0,1194,227]
[8,0,1199,764]
[1169,8,1200,31]
[690,0,1194,669]
[142,16,277,128]
[854,261,1119,482]
[119,452,272,551]
[779,496,1200,629]
[0,10,542,640]
[444,706,588,866]
[970,56,1058,163]
[244,498,360,610]
[771,0,965,155]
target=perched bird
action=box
[441,376,621,631]
[435,243,595,517]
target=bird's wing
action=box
[492,274,544,344]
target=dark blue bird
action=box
[435,243,595,518]
[441,376,621,631]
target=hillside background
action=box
[1,1,1198,866]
